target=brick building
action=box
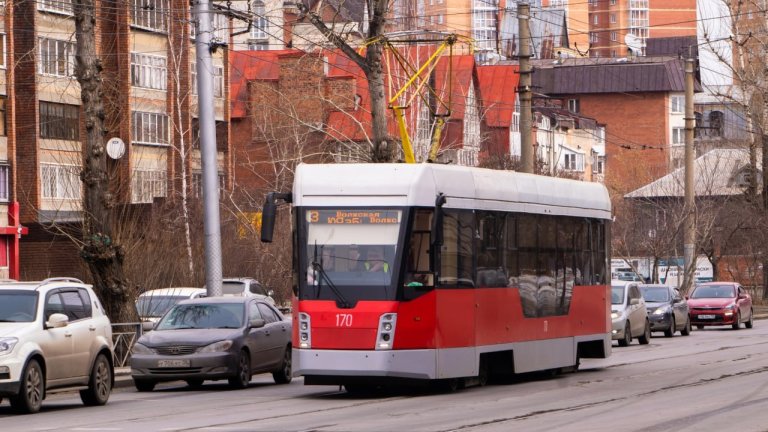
[531,56,700,193]
[2,0,231,279]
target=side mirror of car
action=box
[249,318,266,329]
[738,293,747,299]
[629,298,639,305]
[267,289,275,297]
[45,313,69,329]
[141,321,156,332]
[672,297,681,304]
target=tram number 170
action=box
[336,313,353,327]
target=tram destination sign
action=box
[307,209,401,225]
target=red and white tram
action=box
[262,163,612,390]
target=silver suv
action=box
[0,278,114,413]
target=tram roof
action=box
[294,163,611,220]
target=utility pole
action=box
[194,0,223,296]
[682,58,696,294]
[518,3,534,174]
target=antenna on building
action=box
[624,34,642,59]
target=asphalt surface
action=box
[112,305,768,389]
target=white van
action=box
[136,287,207,323]
[220,277,276,305]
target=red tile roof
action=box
[477,64,519,128]
[230,50,297,118]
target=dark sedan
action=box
[130,297,292,391]
[639,284,691,337]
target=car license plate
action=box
[698,314,716,319]
[157,359,190,368]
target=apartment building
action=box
[586,0,696,58]
[6,0,230,278]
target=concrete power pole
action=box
[682,58,696,294]
[518,3,534,174]
[194,0,223,296]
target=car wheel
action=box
[80,354,112,406]
[638,320,651,345]
[134,379,156,392]
[186,379,204,388]
[228,350,251,389]
[272,346,292,384]
[681,318,691,336]
[732,312,741,330]
[745,309,754,329]
[618,322,631,347]
[10,359,44,414]
[664,316,675,337]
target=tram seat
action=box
[477,268,507,287]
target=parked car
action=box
[0,278,114,414]
[639,284,691,337]
[611,281,651,346]
[136,287,207,324]
[688,282,754,330]
[130,296,292,391]
[220,278,275,305]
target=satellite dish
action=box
[106,137,126,160]
[624,33,642,55]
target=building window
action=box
[191,64,224,98]
[610,31,617,42]
[672,127,684,145]
[40,102,79,140]
[460,86,481,167]
[0,164,8,201]
[589,0,597,6]
[564,153,584,171]
[130,0,169,32]
[191,171,225,198]
[670,95,684,114]
[38,38,75,77]
[610,13,616,23]
[132,111,169,145]
[593,14,598,25]
[0,34,6,69]
[472,0,498,51]
[250,0,269,40]
[131,169,167,203]
[610,0,616,4]
[39,0,73,14]
[41,163,80,200]
[0,97,6,136]
[131,53,167,90]
[592,155,605,174]
[589,32,598,43]
[190,12,228,42]
[709,111,724,136]
[611,49,617,57]
[568,98,580,113]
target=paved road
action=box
[2,323,768,432]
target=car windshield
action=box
[0,291,38,322]
[156,303,244,330]
[136,295,189,318]
[691,285,736,299]
[640,287,670,302]
[611,286,626,305]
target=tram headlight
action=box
[298,313,312,349]
[375,313,397,350]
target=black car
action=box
[130,297,292,391]
[639,284,691,337]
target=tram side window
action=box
[504,215,519,281]
[595,222,608,284]
[404,209,434,289]
[517,215,538,317]
[440,210,475,288]
[477,212,507,287]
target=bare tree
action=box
[72,0,135,321]
[297,0,394,162]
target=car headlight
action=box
[611,312,619,319]
[0,337,18,356]
[198,340,233,353]
[653,306,671,315]
[724,304,736,310]
[131,343,154,355]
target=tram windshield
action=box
[299,208,404,303]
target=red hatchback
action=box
[688,282,754,330]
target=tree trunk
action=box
[73,0,137,322]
